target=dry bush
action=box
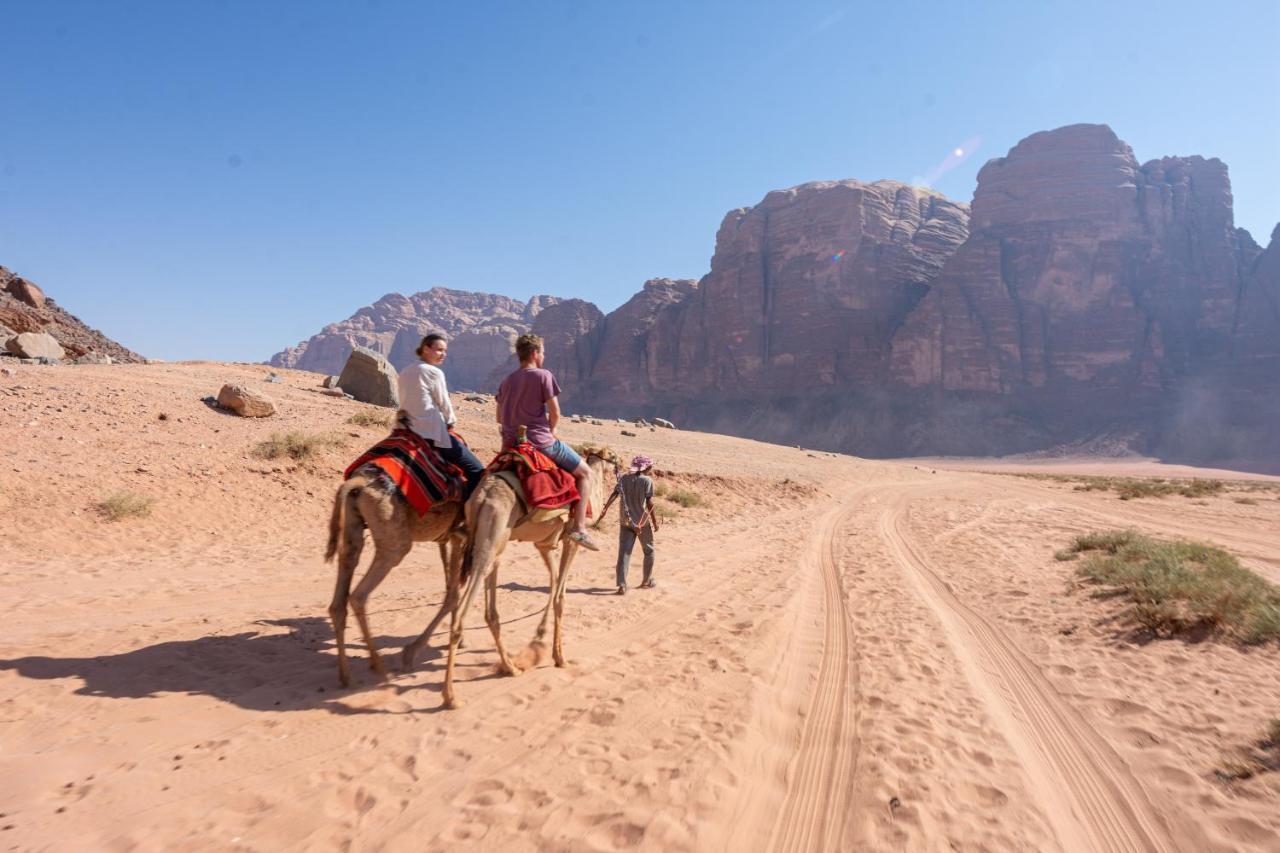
[253,431,341,461]
[348,409,391,428]
[1217,718,1280,782]
[1065,530,1280,643]
[665,488,703,508]
[95,492,155,522]
[1234,497,1260,506]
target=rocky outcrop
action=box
[268,288,560,391]
[883,124,1274,456]
[553,280,697,410]
[0,266,143,363]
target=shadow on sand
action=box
[0,612,548,715]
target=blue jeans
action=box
[434,433,485,500]
[537,439,583,473]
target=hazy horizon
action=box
[4,1,1278,361]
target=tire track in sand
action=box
[879,486,1176,853]
[768,498,857,852]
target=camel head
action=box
[572,442,623,510]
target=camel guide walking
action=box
[597,454,658,595]
[495,333,601,551]
[396,333,486,500]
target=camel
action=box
[324,464,467,688]
[401,445,618,709]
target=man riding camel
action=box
[495,333,600,551]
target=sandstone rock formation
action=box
[216,384,276,418]
[268,288,560,391]
[0,266,143,363]
[553,126,1278,466]
[336,346,399,408]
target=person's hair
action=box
[416,333,447,358]
[515,333,544,363]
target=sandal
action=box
[615,585,627,595]
[568,530,601,551]
[640,579,657,589]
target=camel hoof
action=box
[400,647,418,673]
[338,673,350,688]
[442,696,462,710]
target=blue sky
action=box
[3,1,1277,361]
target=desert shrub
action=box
[1234,497,1260,506]
[253,431,340,461]
[95,492,155,521]
[348,409,391,428]
[653,504,678,522]
[1067,530,1280,642]
[1218,718,1280,782]
[653,480,671,498]
[665,488,703,508]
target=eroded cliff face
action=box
[666,181,970,395]
[268,288,559,391]
[563,126,1278,466]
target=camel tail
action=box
[325,476,367,562]
[459,537,475,582]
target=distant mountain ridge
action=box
[268,288,561,391]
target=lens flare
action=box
[832,249,846,262]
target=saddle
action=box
[486,442,579,522]
[344,428,465,517]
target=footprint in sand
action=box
[460,779,514,808]
[584,815,646,851]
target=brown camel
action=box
[324,464,467,688]
[403,446,617,709]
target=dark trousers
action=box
[616,524,655,587]
[434,433,485,501]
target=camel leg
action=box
[552,540,578,667]
[484,559,520,676]
[349,538,411,679]
[327,505,366,688]
[511,544,557,672]
[401,541,463,672]
[442,555,488,709]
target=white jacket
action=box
[396,362,455,445]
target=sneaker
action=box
[568,530,600,551]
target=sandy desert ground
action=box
[1,361,1278,852]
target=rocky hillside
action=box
[0,266,143,363]
[268,288,561,391]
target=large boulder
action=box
[216,384,276,417]
[6,332,66,360]
[337,346,400,408]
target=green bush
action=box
[1065,530,1280,642]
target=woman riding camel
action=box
[495,333,600,551]
[397,333,485,500]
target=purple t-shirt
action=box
[497,367,561,449]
